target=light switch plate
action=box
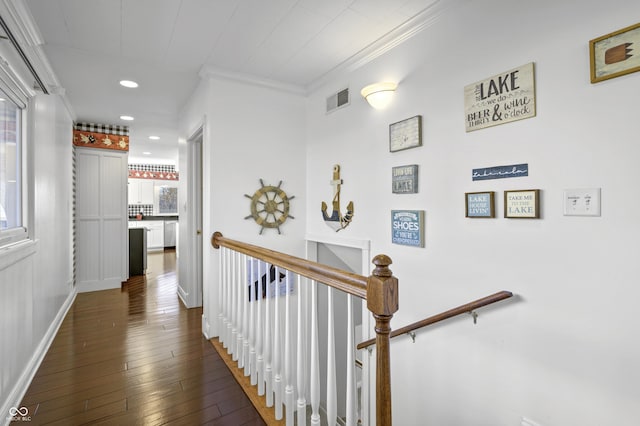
[563,188,601,216]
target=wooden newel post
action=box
[367,254,398,426]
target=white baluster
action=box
[296,275,307,426]
[326,286,337,426]
[345,294,357,426]
[237,252,246,367]
[257,260,265,395]
[242,254,250,374]
[284,271,295,425]
[310,280,321,425]
[218,247,225,342]
[230,250,238,359]
[249,258,258,383]
[265,264,273,407]
[221,247,228,348]
[274,267,283,420]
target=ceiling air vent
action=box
[326,88,349,113]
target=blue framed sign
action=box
[472,163,528,181]
[391,210,425,247]
[465,192,495,218]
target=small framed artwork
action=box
[392,165,419,194]
[389,115,422,152]
[391,210,425,247]
[504,189,540,219]
[590,22,640,83]
[465,191,495,218]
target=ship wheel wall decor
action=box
[244,179,295,234]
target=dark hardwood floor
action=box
[17,250,265,426]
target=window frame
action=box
[0,58,31,249]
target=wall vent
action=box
[326,88,350,113]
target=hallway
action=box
[16,251,265,425]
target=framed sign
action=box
[391,210,425,247]
[389,116,422,152]
[464,62,536,132]
[392,165,419,194]
[465,192,495,218]
[590,22,640,83]
[472,163,528,181]
[504,189,540,219]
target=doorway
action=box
[178,126,203,308]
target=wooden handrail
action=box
[357,290,513,350]
[211,232,368,299]
[212,232,398,426]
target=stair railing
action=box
[211,232,397,426]
[357,291,513,350]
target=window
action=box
[0,87,25,245]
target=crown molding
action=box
[199,65,306,96]
[0,0,76,118]
[306,0,450,93]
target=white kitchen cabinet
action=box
[143,220,164,251]
[128,179,154,204]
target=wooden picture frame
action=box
[389,116,422,152]
[590,22,640,83]
[392,165,419,194]
[465,191,495,218]
[504,189,540,219]
[391,210,425,247]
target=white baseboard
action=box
[202,314,210,339]
[77,277,121,293]
[177,284,189,307]
[1,287,77,426]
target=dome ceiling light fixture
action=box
[119,80,138,88]
[360,82,397,109]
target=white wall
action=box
[178,75,307,336]
[0,94,75,419]
[303,0,640,425]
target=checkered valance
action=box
[74,122,129,136]
[73,122,129,151]
[128,164,179,181]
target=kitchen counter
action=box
[129,215,179,221]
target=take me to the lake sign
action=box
[464,62,536,132]
[504,189,540,219]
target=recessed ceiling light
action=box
[142,151,152,155]
[120,115,134,121]
[149,135,160,140]
[119,80,138,88]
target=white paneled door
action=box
[75,147,128,292]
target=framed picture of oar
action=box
[590,22,640,83]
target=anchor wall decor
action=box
[321,164,354,232]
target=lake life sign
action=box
[391,210,425,247]
[464,62,536,132]
[472,163,528,181]
[392,165,419,194]
[465,192,495,218]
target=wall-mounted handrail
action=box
[357,290,513,350]
[212,232,368,299]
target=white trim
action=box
[305,233,370,251]
[199,65,306,95]
[307,0,449,92]
[0,238,36,271]
[1,286,77,426]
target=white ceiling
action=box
[24,0,440,163]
